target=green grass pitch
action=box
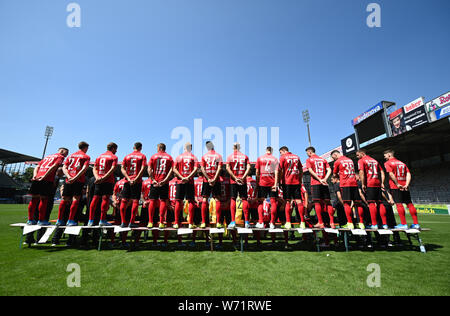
[0,204,449,296]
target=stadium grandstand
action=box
[0,149,40,203]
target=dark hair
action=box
[384,149,395,155]
[266,146,273,153]
[107,142,118,151]
[78,141,89,150]
[58,147,69,152]
[279,146,289,152]
[158,143,166,151]
[356,149,366,154]
[134,142,142,150]
[331,150,341,156]
[305,146,316,153]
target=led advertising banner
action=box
[402,97,429,131]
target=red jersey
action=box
[113,179,128,199]
[194,177,204,205]
[226,151,250,184]
[256,153,279,187]
[122,151,147,182]
[333,156,357,187]
[246,177,258,208]
[149,152,173,183]
[141,179,152,201]
[358,155,382,188]
[306,154,330,186]
[384,158,410,189]
[64,150,90,183]
[169,179,178,206]
[94,151,119,184]
[174,152,198,184]
[201,150,223,180]
[36,153,66,183]
[279,152,303,185]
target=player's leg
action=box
[88,184,102,226]
[404,191,419,228]
[213,182,223,228]
[147,184,159,228]
[37,181,52,225]
[57,185,72,226]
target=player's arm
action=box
[134,160,147,184]
[405,171,412,191]
[99,162,117,183]
[160,161,174,186]
[242,163,251,182]
[380,167,386,189]
[336,190,344,205]
[358,187,368,205]
[186,165,198,181]
[200,164,210,182]
[323,166,332,185]
[211,163,222,184]
[121,163,131,182]
[388,171,402,190]
[32,164,40,181]
[359,169,366,192]
[272,168,279,191]
[226,163,236,182]
[303,190,308,208]
[70,160,90,184]
[62,164,71,181]
[39,162,61,181]
[298,164,304,186]
[255,168,260,190]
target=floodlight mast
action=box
[302,110,311,147]
[42,126,54,159]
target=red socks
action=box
[68,199,79,221]
[148,200,156,225]
[379,203,387,225]
[344,202,353,224]
[57,200,69,221]
[89,195,101,220]
[285,202,291,223]
[38,199,48,221]
[28,198,39,221]
[242,199,249,222]
[396,203,407,225]
[357,205,364,224]
[258,204,264,224]
[270,198,277,224]
[159,200,167,224]
[408,203,419,225]
[297,203,305,222]
[201,200,208,224]
[100,196,110,221]
[120,199,129,224]
[327,204,335,226]
[230,199,236,222]
[369,202,378,226]
[188,202,195,225]
[315,202,323,224]
[130,200,139,223]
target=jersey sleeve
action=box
[84,155,91,167]
[384,161,393,173]
[255,158,260,170]
[357,159,364,172]
[305,158,312,169]
[333,160,340,175]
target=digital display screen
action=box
[355,111,386,144]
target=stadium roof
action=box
[347,116,450,164]
[0,148,40,165]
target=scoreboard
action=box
[352,101,395,148]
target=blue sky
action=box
[1,0,449,163]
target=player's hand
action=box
[130,179,135,185]
[236,178,244,185]
[362,184,367,192]
[152,179,158,186]
[320,179,328,186]
[271,185,278,192]
[181,177,188,184]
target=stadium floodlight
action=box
[42,126,54,159]
[302,110,312,147]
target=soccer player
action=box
[28,147,69,226]
[305,147,334,228]
[331,150,365,230]
[356,149,388,229]
[255,146,279,229]
[88,142,119,227]
[383,149,420,229]
[120,142,147,228]
[226,143,251,229]
[200,141,224,228]
[173,142,199,229]
[279,146,304,229]
[112,177,128,247]
[57,142,90,227]
[147,143,174,228]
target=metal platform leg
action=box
[98,229,103,251]
[344,231,349,252]
[314,232,321,252]
[240,234,244,253]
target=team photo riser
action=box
[26,141,421,245]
